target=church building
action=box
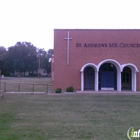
[52,29,140,92]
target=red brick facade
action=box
[53,29,140,91]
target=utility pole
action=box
[38,54,40,78]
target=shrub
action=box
[55,88,62,93]
[66,86,74,92]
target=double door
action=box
[101,71,115,90]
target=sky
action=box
[0,0,140,51]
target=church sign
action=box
[76,43,140,48]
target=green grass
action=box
[0,94,140,140]
[0,77,53,92]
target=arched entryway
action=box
[121,67,132,90]
[99,63,117,90]
[80,63,98,91]
[84,66,95,90]
[80,60,138,91]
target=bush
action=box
[55,88,62,93]
[66,86,74,92]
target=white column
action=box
[95,71,98,91]
[134,72,136,91]
[132,72,136,91]
[117,71,121,91]
[81,72,84,91]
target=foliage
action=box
[37,48,53,74]
[66,86,74,92]
[55,88,62,93]
[0,42,53,76]
[0,46,7,75]
[8,42,38,74]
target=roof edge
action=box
[54,29,140,31]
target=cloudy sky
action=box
[0,0,140,50]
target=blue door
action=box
[101,72,114,88]
[99,63,117,90]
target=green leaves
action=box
[7,42,38,74]
[0,42,53,76]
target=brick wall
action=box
[53,29,140,91]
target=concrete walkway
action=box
[76,90,140,95]
[5,92,47,94]
[3,91,140,95]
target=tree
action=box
[0,42,53,76]
[7,42,38,76]
[48,49,54,58]
[37,48,53,74]
[0,46,7,75]
[46,49,53,74]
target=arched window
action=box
[84,67,95,90]
[121,67,131,90]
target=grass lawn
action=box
[0,77,53,92]
[0,94,140,140]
